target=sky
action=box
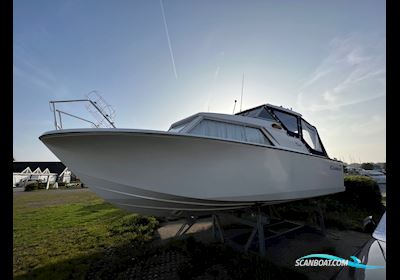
[13,0,386,163]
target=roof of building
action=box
[13,162,67,174]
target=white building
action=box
[13,162,76,188]
[13,167,32,187]
[59,167,73,183]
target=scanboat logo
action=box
[295,254,384,270]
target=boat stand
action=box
[175,215,197,237]
[211,207,300,256]
[212,214,225,243]
[173,202,326,256]
[211,203,326,256]
[311,200,326,236]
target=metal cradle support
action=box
[212,207,271,256]
[175,216,197,237]
[256,209,267,256]
[210,205,321,257]
[174,202,326,256]
[212,214,225,243]
[312,200,326,236]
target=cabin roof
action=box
[234,103,302,117]
[265,104,302,117]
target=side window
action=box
[244,126,272,145]
[272,110,299,134]
[189,119,272,145]
[301,120,322,152]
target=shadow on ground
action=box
[17,221,373,280]
[14,227,312,280]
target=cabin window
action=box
[271,110,299,134]
[189,119,272,145]
[301,119,322,152]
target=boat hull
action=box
[40,129,344,217]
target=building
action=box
[13,162,76,188]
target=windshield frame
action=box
[236,105,278,122]
[268,108,301,138]
[299,117,328,157]
[265,105,328,157]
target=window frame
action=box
[268,107,301,138]
[236,105,330,157]
[187,117,275,147]
[299,118,328,157]
[236,105,278,122]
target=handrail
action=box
[49,99,116,130]
[55,109,99,128]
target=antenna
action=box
[232,100,237,114]
[240,73,244,112]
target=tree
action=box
[361,162,374,170]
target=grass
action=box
[14,175,385,279]
[14,189,307,280]
[13,189,158,279]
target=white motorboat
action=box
[364,170,386,185]
[40,103,344,217]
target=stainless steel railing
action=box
[49,99,116,130]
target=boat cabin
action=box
[237,104,328,156]
[168,104,328,158]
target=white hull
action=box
[40,129,344,217]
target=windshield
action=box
[270,110,299,135]
[237,106,276,121]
